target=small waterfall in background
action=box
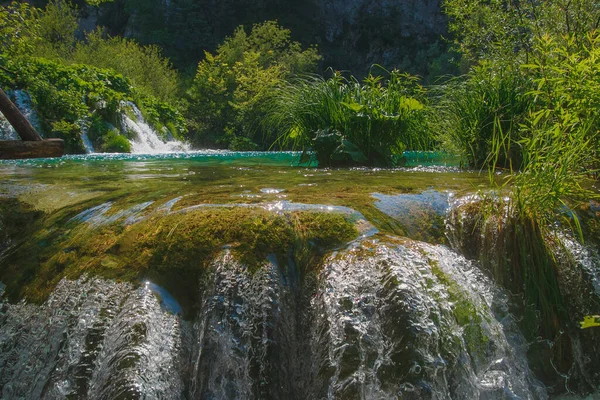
[80,124,95,154]
[0,114,19,140]
[121,102,189,154]
[0,90,42,140]
[11,90,42,135]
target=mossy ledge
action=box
[0,206,358,314]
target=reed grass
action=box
[459,34,600,343]
[263,68,434,166]
[433,63,533,169]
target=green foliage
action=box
[264,69,432,166]
[434,63,532,168]
[0,0,78,60]
[101,129,131,152]
[0,0,186,153]
[36,0,78,59]
[71,30,180,102]
[510,33,600,225]
[0,2,41,59]
[137,96,186,139]
[187,21,320,149]
[11,57,130,138]
[444,0,600,64]
[439,1,600,349]
[50,120,86,153]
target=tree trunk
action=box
[0,139,64,159]
[0,88,43,141]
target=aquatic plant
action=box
[264,68,433,166]
[433,63,532,169]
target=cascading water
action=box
[0,205,547,399]
[446,194,600,395]
[308,240,545,399]
[0,90,42,140]
[12,90,42,134]
[80,124,95,154]
[0,156,598,399]
[0,114,18,140]
[0,277,186,399]
[121,102,189,154]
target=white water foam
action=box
[121,102,189,154]
[80,122,95,153]
[12,90,42,134]
[0,113,19,140]
[0,90,43,140]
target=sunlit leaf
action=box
[580,315,600,329]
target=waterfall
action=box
[446,194,600,394]
[308,240,545,399]
[0,114,19,140]
[80,124,95,154]
[11,90,42,135]
[0,90,42,140]
[0,277,186,399]
[121,102,189,154]
[0,240,547,399]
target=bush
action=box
[72,30,180,102]
[101,129,131,153]
[433,63,532,169]
[187,21,320,149]
[264,69,432,166]
[50,120,85,153]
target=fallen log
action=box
[0,139,64,159]
[0,88,43,141]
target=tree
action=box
[187,21,320,149]
[443,0,600,64]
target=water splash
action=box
[0,240,552,399]
[0,114,19,140]
[309,240,546,399]
[0,276,186,399]
[80,124,95,154]
[11,90,42,135]
[121,102,189,154]
[0,90,42,140]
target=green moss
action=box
[429,260,489,358]
[0,206,357,312]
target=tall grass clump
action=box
[453,34,600,352]
[265,68,433,167]
[433,64,533,169]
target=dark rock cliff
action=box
[84,0,451,77]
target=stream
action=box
[0,152,598,399]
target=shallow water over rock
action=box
[0,153,597,399]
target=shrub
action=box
[264,69,432,166]
[187,21,320,149]
[50,120,85,153]
[433,63,532,169]
[72,30,180,102]
[101,129,131,153]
